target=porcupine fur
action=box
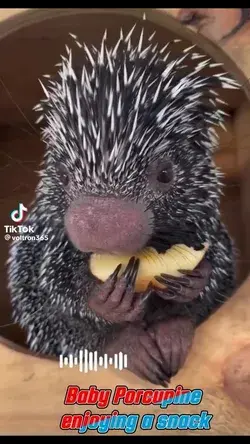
[7,23,239,358]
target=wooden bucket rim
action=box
[0,8,248,98]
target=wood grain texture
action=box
[223,344,250,411]
[0,277,250,435]
[0,8,246,125]
[161,8,250,97]
[234,101,250,276]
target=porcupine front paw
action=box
[88,257,149,323]
[147,317,195,379]
[153,258,212,303]
[106,324,170,386]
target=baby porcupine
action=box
[7,25,239,386]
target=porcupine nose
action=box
[64,196,153,254]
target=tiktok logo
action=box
[10,203,28,223]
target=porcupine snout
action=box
[64,195,153,255]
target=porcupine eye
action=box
[157,164,173,184]
[56,163,70,187]
[148,159,174,192]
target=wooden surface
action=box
[160,8,250,97]
[234,101,250,263]
[0,277,250,435]
[0,8,250,436]
[0,9,245,127]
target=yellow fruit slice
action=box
[89,243,209,293]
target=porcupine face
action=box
[34,25,239,255]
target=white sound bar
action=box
[59,349,128,373]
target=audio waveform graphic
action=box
[59,349,128,373]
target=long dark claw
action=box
[140,284,154,304]
[154,275,182,291]
[160,277,184,291]
[109,263,122,281]
[148,376,165,387]
[155,289,178,300]
[144,365,169,387]
[129,258,140,287]
[155,370,170,385]
[178,269,193,274]
[178,269,203,278]
[122,256,136,280]
[161,273,191,286]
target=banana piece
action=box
[89,243,209,293]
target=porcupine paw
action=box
[153,258,212,303]
[106,324,170,387]
[88,257,149,323]
[147,317,195,379]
